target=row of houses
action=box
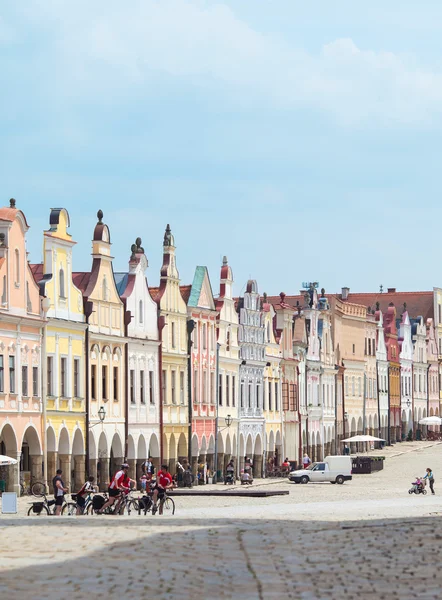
[0,199,441,492]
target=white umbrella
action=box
[419,416,442,425]
[0,455,18,466]
[342,435,385,443]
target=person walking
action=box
[343,444,350,456]
[302,454,311,468]
[52,469,68,516]
[424,468,435,495]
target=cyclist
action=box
[152,464,175,515]
[76,476,97,515]
[98,464,131,514]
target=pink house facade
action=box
[0,200,45,493]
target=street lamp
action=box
[225,414,232,428]
[90,406,106,428]
[406,399,411,408]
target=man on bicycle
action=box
[76,476,97,515]
[152,464,174,515]
[98,464,131,514]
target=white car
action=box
[289,456,352,485]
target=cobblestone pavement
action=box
[1,442,441,599]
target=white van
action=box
[289,456,352,485]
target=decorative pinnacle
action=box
[376,301,380,310]
[163,224,172,246]
[222,256,228,266]
[9,198,16,208]
[97,210,103,223]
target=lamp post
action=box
[41,296,51,494]
[89,405,106,428]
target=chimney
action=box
[341,287,350,300]
[387,288,396,294]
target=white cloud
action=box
[6,1,442,126]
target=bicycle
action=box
[27,493,75,516]
[87,489,138,515]
[20,479,45,497]
[151,490,175,516]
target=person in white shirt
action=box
[302,454,311,468]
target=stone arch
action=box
[200,435,207,455]
[21,424,42,456]
[207,434,215,455]
[177,433,187,459]
[436,406,440,416]
[58,427,70,455]
[368,414,373,433]
[316,431,321,460]
[245,434,253,457]
[137,435,147,461]
[357,417,363,435]
[350,417,357,436]
[149,433,160,459]
[0,422,18,455]
[127,435,136,460]
[89,431,97,460]
[169,433,177,460]
[423,407,427,419]
[217,431,224,454]
[239,434,245,470]
[430,407,434,417]
[254,433,263,455]
[110,432,124,458]
[225,433,232,456]
[72,428,84,455]
[46,426,56,452]
[162,434,169,460]
[191,434,199,457]
[268,430,275,452]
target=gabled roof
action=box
[30,263,44,282]
[187,266,215,310]
[149,286,159,302]
[114,272,129,296]
[180,285,192,304]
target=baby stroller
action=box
[224,471,235,485]
[409,477,427,495]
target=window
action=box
[0,355,3,392]
[232,376,236,407]
[149,371,155,404]
[419,374,422,393]
[140,370,145,404]
[171,370,176,404]
[139,300,143,324]
[203,324,207,350]
[162,370,167,403]
[113,367,118,401]
[219,374,223,406]
[22,366,28,397]
[226,375,230,407]
[59,267,65,298]
[351,377,355,396]
[275,382,279,411]
[358,378,362,397]
[193,324,198,350]
[256,383,260,408]
[26,282,31,312]
[202,370,207,403]
[9,356,15,393]
[269,382,273,411]
[180,371,184,404]
[1,275,7,305]
[60,358,67,397]
[345,376,348,396]
[102,365,107,400]
[91,364,96,400]
[352,344,355,355]
[240,380,244,408]
[130,370,135,403]
[248,382,252,408]
[74,359,80,397]
[368,339,371,356]
[14,249,20,286]
[439,303,442,324]
[193,369,198,402]
[32,367,38,397]
[211,372,215,404]
[171,322,176,349]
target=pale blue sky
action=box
[2,1,442,297]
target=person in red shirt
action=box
[152,464,174,515]
[98,463,131,514]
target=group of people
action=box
[413,468,435,494]
[51,457,175,516]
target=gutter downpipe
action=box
[376,363,381,439]
[41,304,49,494]
[387,365,391,446]
[158,316,166,465]
[84,301,93,477]
[123,308,132,461]
[187,320,195,467]
[334,369,338,456]
[213,342,220,483]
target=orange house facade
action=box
[0,200,46,493]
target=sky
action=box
[2,1,442,298]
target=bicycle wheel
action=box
[162,497,175,515]
[62,502,77,516]
[127,499,139,514]
[20,483,25,497]
[27,505,49,516]
[31,482,45,497]
[86,503,97,515]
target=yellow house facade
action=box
[31,208,87,491]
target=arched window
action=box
[14,249,20,286]
[59,267,65,298]
[139,300,143,324]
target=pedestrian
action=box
[244,456,253,477]
[424,467,435,495]
[75,475,96,515]
[302,454,311,468]
[141,456,155,480]
[52,469,68,516]
[343,444,350,456]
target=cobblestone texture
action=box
[0,441,440,599]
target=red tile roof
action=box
[72,272,91,293]
[30,263,44,282]
[148,286,159,302]
[345,291,433,320]
[180,285,192,304]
